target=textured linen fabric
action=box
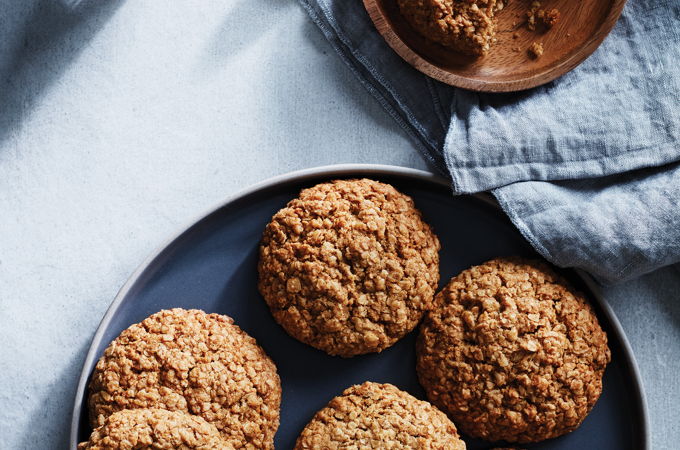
[0,3,679,450]
[298,0,680,284]
[494,163,680,283]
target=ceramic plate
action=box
[70,164,648,449]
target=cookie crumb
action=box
[526,1,541,31]
[540,8,560,28]
[529,41,544,58]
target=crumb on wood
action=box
[529,42,544,58]
[539,8,560,28]
[527,2,560,31]
[526,1,541,31]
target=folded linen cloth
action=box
[299,0,680,284]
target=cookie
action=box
[397,0,503,56]
[417,257,611,443]
[88,308,281,449]
[258,179,440,357]
[78,409,232,449]
[294,382,466,449]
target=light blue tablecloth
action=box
[0,3,678,450]
[300,0,680,284]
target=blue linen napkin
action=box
[299,0,680,284]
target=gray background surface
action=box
[0,1,677,449]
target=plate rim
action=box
[363,0,628,92]
[69,163,649,449]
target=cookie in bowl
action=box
[397,0,506,56]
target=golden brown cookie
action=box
[295,382,466,449]
[88,309,281,449]
[258,179,440,357]
[78,409,232,449]
[397,0,505,56]
[417,257,611,443]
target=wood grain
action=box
[364,0,627,92]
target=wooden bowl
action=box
[364,0,626,92]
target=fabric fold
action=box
[298,0,680,284]
[494,162,680,284]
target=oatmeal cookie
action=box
[258,179,440,357]
[294,382,466,449]
[78,409,232,449]
[417,257,610,443]
[88,309,281,449]
[397,0,505,56]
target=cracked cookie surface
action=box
[417,257,610,443]
[78,408,233,449]
[258,179,440,357]
[397,0,504,55]
[88,308,281,449]
[294,382,466,449]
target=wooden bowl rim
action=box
[363,0,627,92]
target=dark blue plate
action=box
[70,165,648,449]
